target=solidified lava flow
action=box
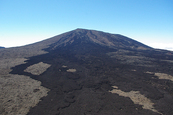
[1,29,173,115]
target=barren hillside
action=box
[1,29,173,115]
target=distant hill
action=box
[45,28,152,50]
[0,28,173,115]
[0,46,5,49]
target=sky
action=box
[0,0,173,50]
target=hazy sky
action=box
[1,0,173,50]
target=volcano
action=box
[0,29,173,115]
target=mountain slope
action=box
[0,29,151,59]
[47,28,151,50]
[1,29,173,115]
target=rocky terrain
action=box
[0,29,173,115]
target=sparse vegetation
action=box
[24,62,51,75]
[0,58,49,115]
[66,69,76,72]
[109,86,162,114]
